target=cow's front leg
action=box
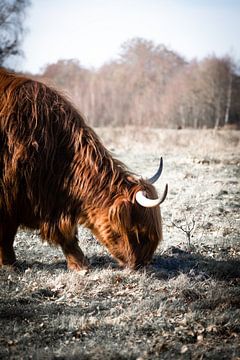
[0,219,18,267]
[40,223,89,271]
[61,237,89,271]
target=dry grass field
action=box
[0,129,240,360]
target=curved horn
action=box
[147,157,163,184]
[135,184,168,208]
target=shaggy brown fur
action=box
[0,68,163,270]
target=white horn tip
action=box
[135,185,168,208]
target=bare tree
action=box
[223,58,235,126]
[0,0,30,66]
[161,56,238,129]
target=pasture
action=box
[0,129,240,359]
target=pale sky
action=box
[13,0,240,74]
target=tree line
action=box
[36,38,240,128]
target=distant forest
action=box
[32,38,240,129]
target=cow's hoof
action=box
[67,259,90,272]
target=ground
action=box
[0,129,240,360]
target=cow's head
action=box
[94,158,168,269]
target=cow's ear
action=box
[109,196,132,234]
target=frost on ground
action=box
[0,129,240,360]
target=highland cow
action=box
[0,68,167,270]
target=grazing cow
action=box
[0,68,167,270]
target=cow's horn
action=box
[147,157,163,184]
[135,184,168,208]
